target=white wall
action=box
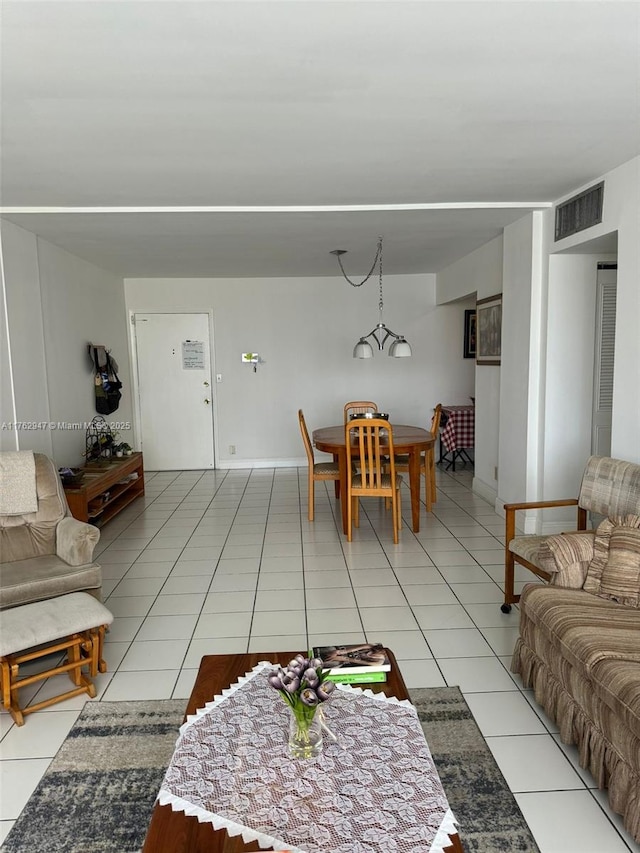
[436,234,503,501]
[543,254,599,498]
[1,221,53,455]
[126,273,475,466]
[546,156,640,466]
[0,219,132,467]
[497,213,542,511]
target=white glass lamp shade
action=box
[353,338,374,359]
[389,338,412,358]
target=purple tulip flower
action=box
[282,674,300,693]
[316,680,336,701]
[268,673,284,690]
[300,688,319,706]
[303,667,319,686]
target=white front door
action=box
[133,313,214,470]
[591,264,617,458]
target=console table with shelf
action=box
[63,452,145,526]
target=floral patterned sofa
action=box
[511,475,640,842]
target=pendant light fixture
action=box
[330,237,412,359]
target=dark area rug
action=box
[3,689,539,853]
[412,687,540,852]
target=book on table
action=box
[324,670,387,684]
[313,643,391,680]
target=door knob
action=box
[204,398,210,404]
[203,381,210,386]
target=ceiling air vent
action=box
[555,181,604,242]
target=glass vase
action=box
[288,706,323,759]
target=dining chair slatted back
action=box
[346,419,402,544]
[343,401,378,424]
[298,409,340,521]
[393,404,441,512]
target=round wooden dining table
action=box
[312,424,435,534]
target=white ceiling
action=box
[1,1,638,277]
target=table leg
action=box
[408,449,421,532]
[333,454,340,498]
[338,450,348,534]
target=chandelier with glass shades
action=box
[330,237,412,359]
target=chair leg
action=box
[503,551,520,610]
[347,494,353,541]
[427,448,436,508]
[391,489,399,544]
[308,473,314,521]
[397,486,402,530]
[354,496,360,528]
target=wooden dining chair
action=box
[346,418,402,544]
[392,404,441,512]
[298,409,340,521]
[343,401,378,424]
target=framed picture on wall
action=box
[476,293,502,365]
[463,310,476,358]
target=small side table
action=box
[63,452,145,525]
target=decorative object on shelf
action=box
[476,293,502,365]
[113,441,132,458]
[331,237,412,358]
[464,309,476,359]
[267,652,336,758]
[57,467,84,487]
[84,416,114,464]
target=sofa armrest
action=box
[56,517,100,566]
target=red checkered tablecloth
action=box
[441,405,475,452]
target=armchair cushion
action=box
[0,555,102,609]
[508,535,558,573]
[546,532,595,589]
[584,515,640,607]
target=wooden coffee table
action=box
[142,650,463,853]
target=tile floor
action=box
[1,465,638,853]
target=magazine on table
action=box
[312,643,391,675]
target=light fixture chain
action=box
[378,237,384,315]
[335,240,381,287]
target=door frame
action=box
[128,310,218,469]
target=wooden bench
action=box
[0,592,113,725]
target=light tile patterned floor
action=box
[1,465,638,853]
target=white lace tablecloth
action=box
[158,662,457,853]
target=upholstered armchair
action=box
[0,452,102,610]
[502,455,640,612]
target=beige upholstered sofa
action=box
[0,453,102,610]
[511,491,640,842]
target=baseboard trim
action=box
[217,457,305,470]
[473,476,498,508]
